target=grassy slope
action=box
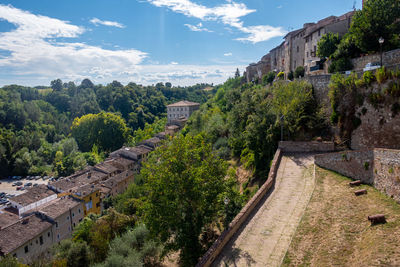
[282,167,400,267]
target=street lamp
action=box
[379,37,384,67]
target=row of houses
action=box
[0,133,170,263]
[245,10,355,82]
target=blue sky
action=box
[0,0,361,86]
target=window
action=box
[89,196,92,201]
[73,223,76,227]
[55,222,58,228]
[96,202,100,208]
[68,226,71,231]
[57,234,60,239]
[306,37,308,43]
[306,51,309,57]
[24,246,28,253]
[79,218,82,222]
[72,212,74,217]
[13,253,17,258]
[40,236,43,245]
[96,192,98,197]
[67,216,69,221]
[297,46,299,53]
[48,232,50,237]
[78,209,81,213]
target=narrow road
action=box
[213,153,315,267]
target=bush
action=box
[363,71,375,85]
[294,66,305,78]
[376,67,388,84]
[288,71,294,81]
[277,72,285,80]
[262,71,276,85]
[328,58,353,73]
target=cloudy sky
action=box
[0,0,361,87]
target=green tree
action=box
[51,79,63,92]
[349,0,400,53]
[71,112,129,152]
[54,240,91,267]
[294,66,305,78]
[141,134,228,266]
[262,71,276,85]
[317,33,341,59]
[235,68,240,78]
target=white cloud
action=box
[277,5,283,9]
[0,5,146,82]
[0,4,245,87]
[170,61,179,65]
[224,52,232,56]
[90,17,125,28]
[146,0,286,43]
[184,22,212,32]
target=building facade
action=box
[167,101,200,123]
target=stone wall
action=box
[373,149,400,203]
[196,148,283,267]
[305,74,332,113]
[351,102,400,150]
[351,48,400,71]
[315,148,400,203]
[279,141,335,153]
[315,150,374,184]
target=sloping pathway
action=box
[212,153,315,267]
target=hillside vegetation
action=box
[0,80,212,177]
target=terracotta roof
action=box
[0,212,19,228]
[94,160,120,174]
[101,171,131,189]
[107,156,136,170]
[0,214,52,255]
[167,100,200,107]
[72,184,100,198]
[9,185,56,207]
[38,197,81,220]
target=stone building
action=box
[37,196,84,242]
[0,214,53,263]
[245,54,271,82]
[303,11,354,74]
[167,101,200,123]
[9,185,57,216]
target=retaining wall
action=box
[315,150,374,184]
[373,149,400,203]
[315,148,400,203]
[279,141,335,153]
[196,148,283,267]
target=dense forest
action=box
[0,79,213,178]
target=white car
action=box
[363,62,381,72]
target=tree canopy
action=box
[71,112,129,152]
[141,134,228,266]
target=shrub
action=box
[363,71,375,85]
[364,162,369,170]
[288,71,294,81]
[328,58,353,73]
[389,167,394,174]
[262,71,275,85]
[391,103,400,117]
[375,67,387,84]
[294,66,305,78]
[277,72,285,80]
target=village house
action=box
[167,100,200,123]
[36,196,84,242]
[8,185,57,217]
[0,214,53,263]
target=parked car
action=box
[24,182,32,187]
[363,62,381,72]
[15,181,22,186]
[16,186,23,190]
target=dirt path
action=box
[212,153,315,267]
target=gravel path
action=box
[212,153,315,267]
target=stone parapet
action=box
[279,141,335,153]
